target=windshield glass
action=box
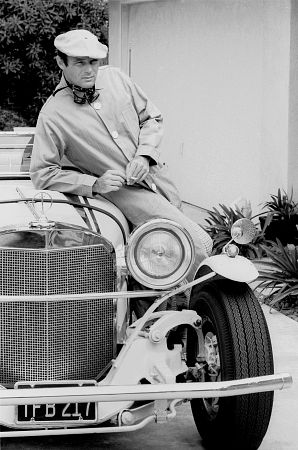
[0,131,33,177]
[0,130,76,178]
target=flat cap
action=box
[54,29,108,59]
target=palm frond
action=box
[269,286,298,307]
[262,188,298,218]
[256,238,298,308]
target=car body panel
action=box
[199,254,259,283]
[0,181,130,251]
[0,131,292,440]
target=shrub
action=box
[259,188,298,245]
[0,0,108,128]
[0,106,29,130]
[262,188,298,219]
[257,240,298,308]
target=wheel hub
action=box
[204,331,220,380]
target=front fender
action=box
[199,254,258,283]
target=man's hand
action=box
[126,156,150,185]
[92,169,126,194]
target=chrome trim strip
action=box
[0,373,293,407]
[0,291,161,302]
[0,144,33,148]
[0,243,114,252]
[82,196,101,233]
[0,273,215,303]
[0,132,34,137]
[113,296,118,362]
[0,172,29,178]
[0,197,128,243]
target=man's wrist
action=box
[140,155,156,166]
[92,179,100,195]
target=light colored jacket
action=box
[30,66,181,207]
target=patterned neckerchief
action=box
[53,76,100,104]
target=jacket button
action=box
[112,131,119,139]
[93,102,102,109]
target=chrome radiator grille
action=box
[0,245,116,386]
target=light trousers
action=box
[103,185,213,281]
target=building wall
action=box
[289,0,298,196]
[109,0,294,213]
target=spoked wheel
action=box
[187,278,274,450]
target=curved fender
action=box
[199,254,259,283]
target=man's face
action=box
[57,56,100,88]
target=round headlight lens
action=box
[126,219,194,289]
[136,229,184,277]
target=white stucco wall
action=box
[109,0,294,213]
[289,0,298,196]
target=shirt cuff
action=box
[80,174,98,197]
[136,147,159,165]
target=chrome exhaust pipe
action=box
[0,373,292,406]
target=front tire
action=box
[187,279,274,450]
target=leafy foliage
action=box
[0,0,108,127]
[257,240,298,307]
[0,106,29,130]
[259,188,298,245]
[262,188,298,220]
[204,204,267,259]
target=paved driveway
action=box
[259,306,298,450]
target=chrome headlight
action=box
[126,219,195,289]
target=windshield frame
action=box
[0,131,33,179]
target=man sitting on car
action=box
[30,29,212,291]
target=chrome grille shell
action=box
[0,223,116,387]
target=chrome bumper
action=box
[0,373,292,406]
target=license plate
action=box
[17,402,96,423]
[15,381,97,424]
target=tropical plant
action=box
[0,0,108,127]
[261,188,298,222]
[259,188,298,245]
[204,204,267,259]
[256,240,298,308]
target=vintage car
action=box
[0,131,292,449]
